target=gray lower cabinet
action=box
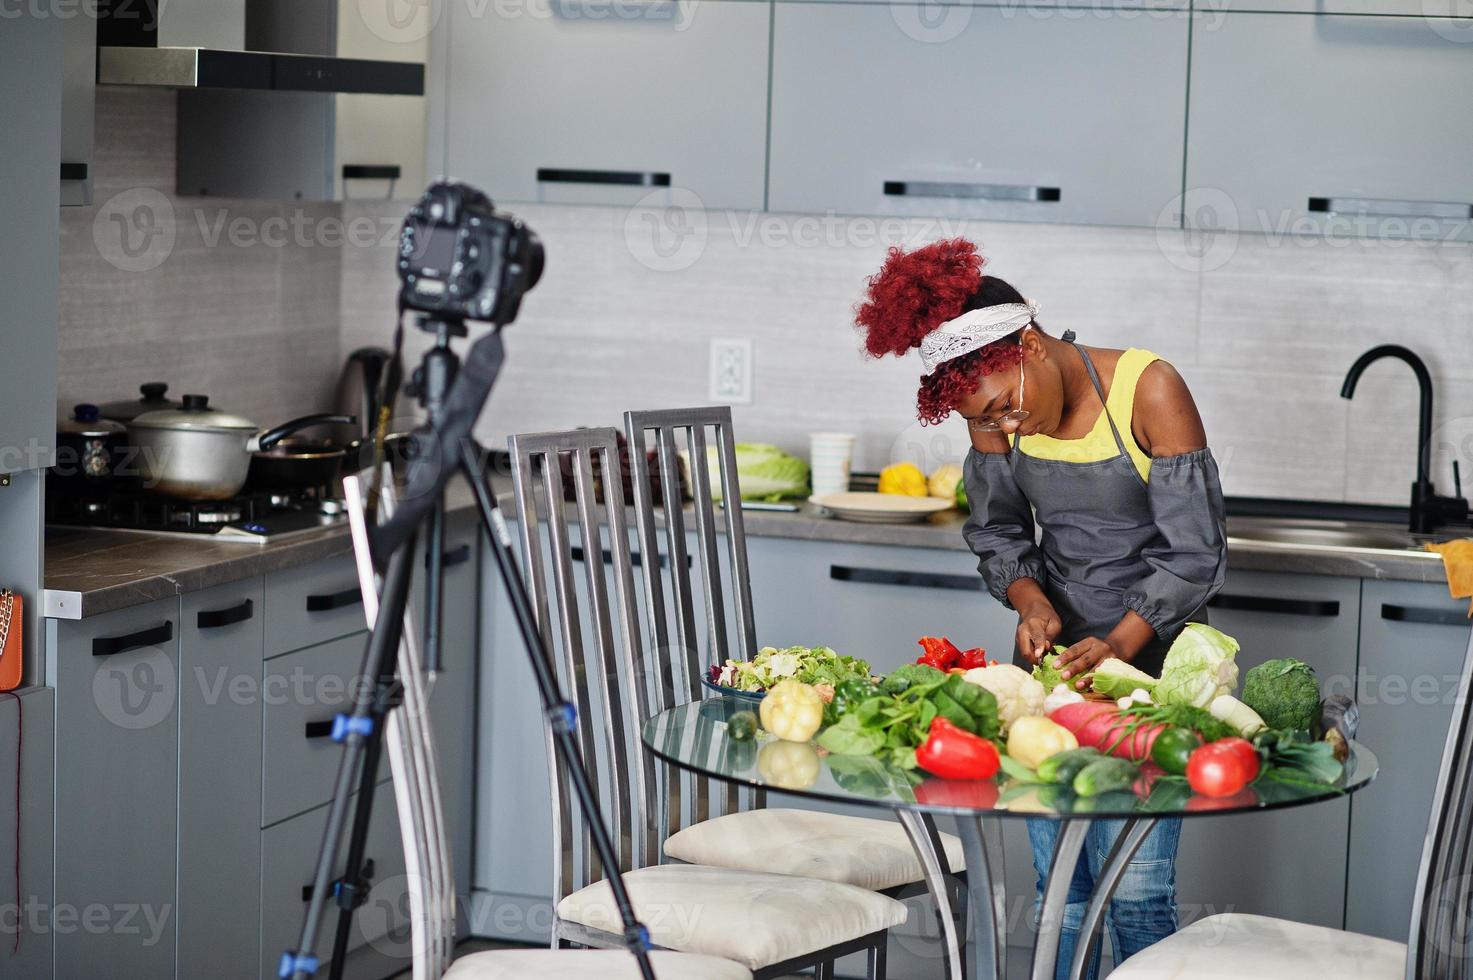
[0,686,54,979]
[1186,11,1473,242]
[1346,579,1470,941]
[179,578,267,980]
[443,0,770,210]
[768,3,1189,228]
[264,553,367,659]
[53,596,181,980]
[1170,571,1362,932]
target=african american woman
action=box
[856,239,1227,979]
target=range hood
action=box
[95,0,423,97]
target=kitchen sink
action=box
[1226,517,1445,555]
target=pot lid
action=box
[130,394,257,433]
[98,382,179,422]
[59,403,126,437]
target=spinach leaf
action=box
[816,714,886,756]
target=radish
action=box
[1048,701,1164,762]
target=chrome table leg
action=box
[1030,819,1090,980]
[1066,818,1157,980]
[898,809,963,980]
[959,815,1009,980]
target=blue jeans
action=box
[1026,818,1182,980]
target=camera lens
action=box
[523,230,545,292]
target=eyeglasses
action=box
[966,358,1030,433]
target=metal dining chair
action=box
[623,407,968,904]
[502,426,906,979]
[1111,625,1473,979]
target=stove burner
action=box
[46,485,337,538]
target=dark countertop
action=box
[44,490,1453,620]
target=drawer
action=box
[261,635,388,826]
[264,554,367,659]
[259,784,408,980]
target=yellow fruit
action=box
[759,679,825,742]
[757,740,821,790]
[928,463,963,501]
[878,462,927,496]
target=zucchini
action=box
[1036,747,1103,785]
[1072,757,1139,798]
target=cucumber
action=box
[1036,747,1103,785]
[1072,757,1140,798]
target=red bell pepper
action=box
[914,777,999,809]
[916,636,963,670]
[957,647,990,671]
[915,717,1001,780]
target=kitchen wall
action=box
[57,88,343,428]
[341,197,1473,508]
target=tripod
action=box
[282,317,657,980]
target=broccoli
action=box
[1241,658,1321,732]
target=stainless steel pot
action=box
[129,394,353,499]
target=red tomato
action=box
[1186,787,1260,812]
[1186,738,1261,798]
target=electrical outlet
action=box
[709,338,753,404]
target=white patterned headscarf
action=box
[918,300,1038,375]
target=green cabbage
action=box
[697,444,809,502]
[1155,624,1241,709]
[1241,658,1321,732]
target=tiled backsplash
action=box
[342,199,1473,508]
[59,89,1473,507]
[57,88,342,429]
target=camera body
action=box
[397,181,544,325]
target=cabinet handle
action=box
[883,180,1061,203]
[306,587,363,612]
[830,565,986,593]
[1381,604,1469,628]
[1207,594,1339,617]
[342,164,400,180]
[304,719,336,740]
[427,544,472,570]
[1308,197,1471,221]
[537,168,671,188]
[92,621,173,657]
[60,162,89,181]
[197,598,254,630]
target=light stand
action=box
[282,316,656,980]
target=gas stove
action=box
[46,486,347,542]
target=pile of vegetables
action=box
[878,462,968,510]
[708,645,872,693]
[727,626,1356,813]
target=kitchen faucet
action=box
[1341,344,1468,534]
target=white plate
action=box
[808,492,952,523]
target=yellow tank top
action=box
[1017,347,1159,483]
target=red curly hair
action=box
[855,239,1028,426]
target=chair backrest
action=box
[623,406,761,829]
[506,427,653,906]
[1407,625,1473,979]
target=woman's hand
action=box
[1057,637,1123,690]
[1014,601,1062,665]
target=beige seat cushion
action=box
[1112,913,1407,979]
[444,949,751,980]
[662,808,965,892]
[556,863,908,970]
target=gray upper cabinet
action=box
[1347,580,1470,942]
[1186,12,1473,242]
[767,4,1189,227]
[442,0,770,210]
[60,4,95,206]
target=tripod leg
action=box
[424,497,445,674]
[286,535,417,980]
[459,439,656,980]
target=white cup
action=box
[809,432,855,496]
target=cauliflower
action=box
[962,663,1047,735]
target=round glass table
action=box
[643,696,1379,980]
